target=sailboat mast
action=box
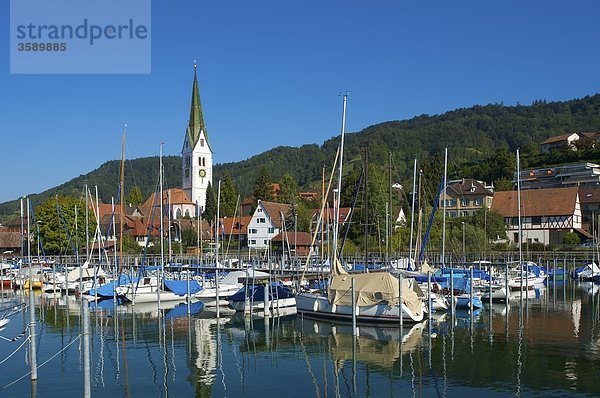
[517,148,523,267]
[159,143,165,289]
[119,128,126,275]
[333,93,348,262]
[409,159,417,267]
[442,147,448,268]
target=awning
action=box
[575,228,593,239]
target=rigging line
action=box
[0,334,80,391]
[0,326,28,342]
[0,335,30,365]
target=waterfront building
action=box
[491,187,590,245]
[540,131,599,154]
[516,162,600,190]
[440,178,494,218]
[181,64,213,215]
[247,200,292,250]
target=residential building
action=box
[0,231,21,256]
[577,186,600,231]
[540,132,582,154]
[491,187,590,245]
[247,200,292,250]
[271,231,314,256]
[218,216,251,246]
[440,178,494,218]
[516,163,600,190]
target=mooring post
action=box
[83,301,91,398]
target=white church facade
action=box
[182,63,213,215]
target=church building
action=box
[182,63,213,215]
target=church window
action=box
[176,209,182,219]
[185,209,190,217]
[185,169,189,178]
[198,157,202,166]
[200,139,204,147]
[202,157,206,167]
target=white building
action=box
[491,187,590,245]
[247,200,292,250]
[182,63,213,214]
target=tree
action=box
[34,195,95,255]
[471,208,507,241]
[181,227,198,249]
[125,185,144,206]
[278,174,299,204]
[204,182,217,225]
[220,172,238,217]
[253,166,273,204]
[563,232,580,245]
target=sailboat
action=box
[295,94,426,324]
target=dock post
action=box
[351,277,357,336]
[263,284,270,317]
[469,266,474,309]
[450,269,454,313]
[29,291,37,381]
[427,271,432,316]
[399,273,403,328]
[489,265,493,306]
[83,301,91,398]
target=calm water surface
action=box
[0,281,599,397]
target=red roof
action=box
[491,187,579,217]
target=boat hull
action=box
[295,293,425,323]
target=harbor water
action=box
[0,281,599,397]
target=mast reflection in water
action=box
[0,281,599,397]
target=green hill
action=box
[2,94,600,223]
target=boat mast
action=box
[442,147,448,268]
[409,159,417,268]
[159,142,165,293]
[333,93,348,263]
[119,127,126,275]
[517,148,523,288]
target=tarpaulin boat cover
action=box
[88,275,139,297]
[327,272,423,317]
[164,279,202,296]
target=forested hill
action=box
[2,93,600,221]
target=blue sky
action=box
[1,1,600,203]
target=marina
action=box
[0,276,598,396]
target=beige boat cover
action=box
[327,272,423,316]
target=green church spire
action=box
[187,61,207,148]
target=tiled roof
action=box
[141,189,194,216]
[312,207,352,223]
[578,186,600,204]
[271,231,313,246]
[540,133,577,145]
[259,201,293,228]
[491,187,579,217]
[219,216,252,235]
[446,178,493,197]
[0,231,21,249]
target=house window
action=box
[532,216,541,227]
[257,208,263,212]
[250,239,256,245]
[474,198,483,206]
[249,228,257,234]
[461,198,469,206]
[258,218,266,223]
[513,233,519,243]
[268,227,275,234]
[200,139,204,147]
[264,240,267,245]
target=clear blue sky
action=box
[1,1,599,203]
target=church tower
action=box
[182,63,213,214]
